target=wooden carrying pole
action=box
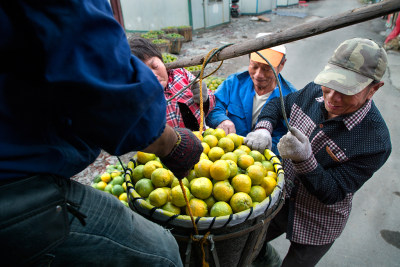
[166,0,400,69]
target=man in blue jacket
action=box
[206,37,296,154]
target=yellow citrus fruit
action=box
[218,137,235,153]
[131,165,145,183]
[237,145,251,154]
[203,128,216,137]
[231,174,252,193]
[100,172,112,183]
[192,131,203,141]
[119,192,128,202]
[246,165,265,185]
[261,176,277,196]
[162,187,172,202]
[212,180,234,202]
[248,150,263,162]
[210,160,231,181]
[162,202,181,215]
[111,170,122,178]
[201,142,211,155]
[267,171,278,180]
[204,195,217,210]
[148,188,168,207]
[226,133,243,148]
[208,146,225,162]
[203,134,218,148]
[194,159,213,178]
[171,185,191,207]
[262,160,275,173]
[190,177,213,199]
[143,160,163,178]
[186,198,208,217]
[171,177,189,188]
[200,153,209,160]
[210,201,233,217]
[233,148,247,157]
[96,181,108,191]
[249,186,267,202]
[213,128,226,140]
[253,162,267,176]
[135,178,154,198]
[226,160,238,178]
[151,168,172,188]
[186,169,197,182]
[263,149,275,161]
[230,192,253,213]
[136,151,157,164]
[221,152,238,164]
[237,154,255,170]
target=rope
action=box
[192,232,211,267]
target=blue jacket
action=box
[0,1,166,179]
[206,71,296,154]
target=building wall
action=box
[119,0,230,32]
[277,0,299,7]
[240,0,277,15]
[121,0,190,32]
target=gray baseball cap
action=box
[314,38,387,95]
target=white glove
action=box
[277,127,312,162]
[191,81,209,104]
[244,129,272,153]
[217,120,236,135]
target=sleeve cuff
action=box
[293,154,318,174]
[254,120,273,133]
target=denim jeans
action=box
[39,177,182,267]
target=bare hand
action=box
[217,120,236,134]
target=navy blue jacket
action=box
[0,1,166,179]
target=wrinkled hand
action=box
[277,127,312,162]
[160,128,203,179]
[217,120,236,135]
[244,129,272,153]
[191,81,209,104]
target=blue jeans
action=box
[41,177,182,266]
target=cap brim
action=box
[314,63,372,95]
[250,49,284,68]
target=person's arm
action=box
[18,0,167,155]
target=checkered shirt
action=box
[164,68,215,130]
[255,82,391,245]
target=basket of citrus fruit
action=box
[122,128,284,266]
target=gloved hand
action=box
[191,81,209,104]
[244,129,272,153]
[160,128,203,179]
[217,120,236,135]
[277,127,312,162]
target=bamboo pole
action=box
[166,0,400,69]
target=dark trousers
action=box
[264,200,334,267]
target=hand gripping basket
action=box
[125,152,285,267]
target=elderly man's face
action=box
[321,82,382,119]
[249,60,282,95]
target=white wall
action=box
[121,0,190,32]
[277,0,298,7]
[240,0,276,15]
